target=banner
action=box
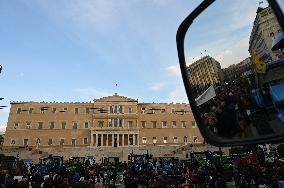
[195,85,216,106]
[251,49,267,73]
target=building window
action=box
[110,105,123,114]
[172,121,177,128]
[75,108,79,114]
[73,122,78,129]
[49,122,55,129]
[86,108,90,114]
[108,119,112,127]
[119,106,123,113]
[119,119,123,127]
[83,138,88,144]
[38,122,43,129]
[129,135,133,145]
[114,119,118,127]
[109,119,123,128]
[28,107,34,114]
[110,106,114,114]
[36,138,41,145]
[85,122,89,129]
[26,122,31,129]
[128,107,132,113]
[181,121,187,128]
[128,121,133,129]
[151,121,157,128]
[193,136,198,143]
[98,121,104,128]
[171,108,175,113]
[141,108,145,114]
[23,139,28,146]
[52,108,56,114]
[13,122,19,129]
[153,137,157,144]
[60,139,65,146]
[163,137,168,143]
[184,136,188,143]
[40,107,45,114]
[173,136,178,143]
[191,121,196,128]
[61,122,66,129]
[141,121,146,128]
[48,139,53,146]
[142,137,147,144]
[16,108,21,114]
[162,121,167,128]
[11,139,16,146]
[71,139,76,146]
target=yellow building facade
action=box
[3,94,203,149]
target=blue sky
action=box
[0,0,269,129]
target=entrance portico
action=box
[90,129,139,147]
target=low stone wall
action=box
[0,145,229,163]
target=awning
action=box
[272,32,284,51]
[87,156,94,159]
[23,159,32,164]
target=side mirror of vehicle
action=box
[177,0,284,146]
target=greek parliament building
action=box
[3,94,203,149]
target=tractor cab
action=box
[36,155,63,174]
[67,157,86,173]
[0,155,18,175]
[251,60,284,123]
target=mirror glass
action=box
[276,0,284,14]
[184,0,284,140]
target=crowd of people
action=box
[196,79,275,139]
[0,149,284,188]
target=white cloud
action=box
[167,87,188,103]
[186,56,202,65]
[166,65,181,77]
[0,105,10,130]
[149,82,165,91]
[74,88,113,100]
[36,0,128,32]
[213,36,250,68]
[214,49,233,64]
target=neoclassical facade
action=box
[3,94,203,149]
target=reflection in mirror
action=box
[184,0,284,140]
[276,0,284,14]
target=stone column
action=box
[112,134,114,147]
[96,134,98,147]
[122,134,124,147]
[134,134,137,146]
[117,134,119,147]
[91,133,94,147]
[137,134,139,146]
[106,134,109,147]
